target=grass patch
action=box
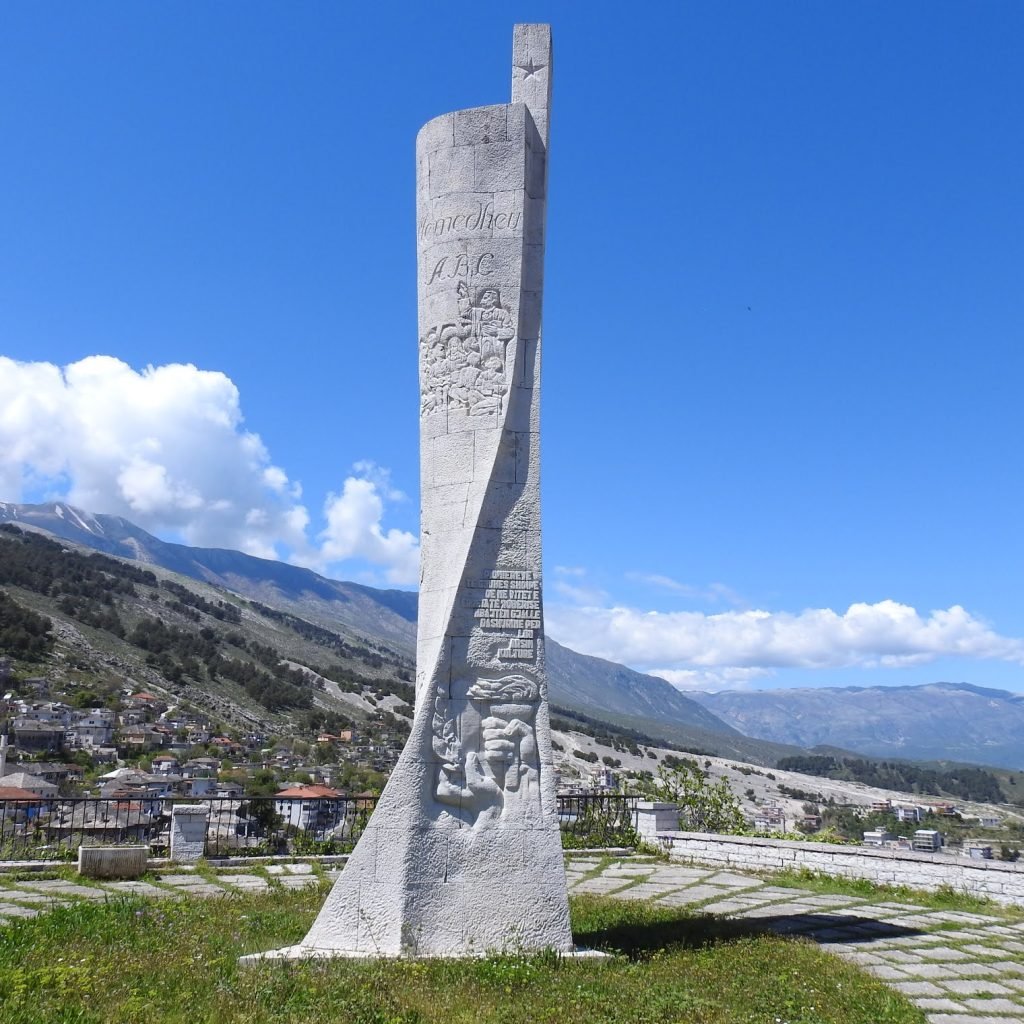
[763,866,1024,918]
[0,886,925,1024]
[0,867,78,885]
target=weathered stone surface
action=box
[255,25,569,961]
[78,845,148,879]
[959,997,1021,1013]
[169,804,209,863]
[0,904,38,918]
[941,979,1013,995]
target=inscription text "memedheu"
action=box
[419,202,522,241]
[426,252,494,285]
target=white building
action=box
[894,805,922,823]
[67,709,115,749]
[912,829,943,852]
[274,784,347,834]
[863,828,895,846]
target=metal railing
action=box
[0,793,639,862]
[558,793,640,849]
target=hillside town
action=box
[2,681,1021,865]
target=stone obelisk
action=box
[250,24,572,959]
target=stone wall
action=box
[661,831,1024,906]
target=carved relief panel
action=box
[419,280,515,418]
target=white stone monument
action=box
[247,23,571,960]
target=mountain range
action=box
[0,501,752,758]
[4,500,1023,772]
[689,683,1024,770]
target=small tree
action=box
[652,761,746,835]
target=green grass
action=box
[0,885,925,1024]
[763,865,1024,918]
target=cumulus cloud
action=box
[0,355,419,584]
[319,477,419,586]
[545,599,1024,691]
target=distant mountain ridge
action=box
[689,682,1024,770]
[0,501,418,649]
[0,501,740,750]
[12,501,1020,772]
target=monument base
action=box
[238,944,609,964]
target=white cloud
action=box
[546,599,1024,690]
[552,579,609,606]
[649,667,773,692]
[351,460,407,503]
[318,477,419,586]
[554,565,587,577]
[625,572,746,607]
[0,355,419,585]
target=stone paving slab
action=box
[926,1015,1020,1024]
[699,900,758,914]
[277,876,319,890]
[18,882,107,899]
[892,980,946,996]
[570,878,635,895]
[656,885,734,905]
[916,999,968,1012]
[988,961,1024,975]
[702,871,763,888]
[100,881,170,897]
[920,947,972,962]
[0,890,57,904]
[942,962,1002,977]
[604,863,658,876]
[160,882,228,897]
[867,965,914,980]
[615,883,686,900]
[942,979,1014,995]
[215,874,269,891]
[907,963,959,980]
[798,894,865,907]
[962,998,1022,1014]
[0,903,38,918]
[877,949,926,964]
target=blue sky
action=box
[2,2,1023,692]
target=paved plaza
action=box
[2,856,1024,1024]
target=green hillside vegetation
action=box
[776,754,1007,804]
[0,525,412,740]
[560,704,809,767]
[812,804,1024,856]
[0,591,54,661]
[1,521,1018,817]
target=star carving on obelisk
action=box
[515,57,545,78]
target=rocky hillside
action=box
[0,502,417,650]
[0,501,745,754]
[0,523,415,739]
